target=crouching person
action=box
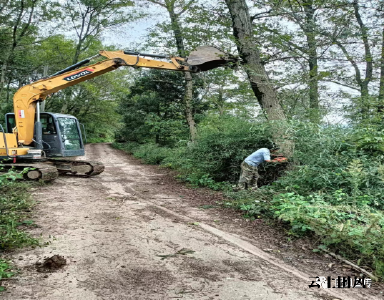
[237,146,282,190]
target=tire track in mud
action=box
[1,144,378,300]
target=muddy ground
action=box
[2,143,383,300]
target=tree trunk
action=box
[379,28,384,112]
[168,6,197,142]
[73,42,83,64]
[353,0,372,118]
[224,0,292,155]
[303,0,320,123]
[224,0,285,121]
[184,71,197,141]
[218,88,224,116]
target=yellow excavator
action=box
[0,46,236,181]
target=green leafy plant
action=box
[344,159,365,204]
[0,169,39,250]
[0,259,14,291]
[0,169,39,291]
[271,191,384,276]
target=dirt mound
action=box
[36,255,66,272]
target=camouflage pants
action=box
[238,161,259,190]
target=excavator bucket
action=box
[186,46,238,72]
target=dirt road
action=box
[2,144,381,300]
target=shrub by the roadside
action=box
[133,144,172,164]
[0,259,14,291]
[0,170,38,250]
[162,115,275,183]
[271,192,384,276]
[0,169,39,291]
[113,142,172,165]
[112,141,140,154]
[113,115,278,188]
[228,122,384,278]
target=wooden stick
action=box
[321,249,379,282]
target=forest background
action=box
[2,0,384,279]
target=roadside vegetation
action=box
[114,111,384,279]
[0,170,38,291]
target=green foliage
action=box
[0,169,38,291]
[272,192,384,275]
[267,123,384,210]
[132,144,172,165]
[114,115,278,189]
[0,170,38,250]
[183,173,230,191]
[0,259,14,291]
[113,141,173,164]
[112,141,139,154]
[351,126,384,154]
[163,115,274,183]
[117,70,186,145]
[0,170,39,292]
[224,122,384,277]
[116,69,208,146]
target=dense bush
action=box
[114,115,280,187]
[113,142,172,164]
[271,123,384,209]
[271,192,384,275]
[131,144,173,165]
[226,122,384,277]
[163,115,275,182]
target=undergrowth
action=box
[0,259,14,292]
[0,169,39,291]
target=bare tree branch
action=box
[321,79,361,91]
[352,0,372,85]
[250,9,272,21]
[146,0,166,8]
[176,0,194,16]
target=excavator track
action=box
[48,159,105,177]
[0,163,59,182]
[1,160,104,182]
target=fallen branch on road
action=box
[321,249,378,282]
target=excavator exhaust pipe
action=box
[186,46,238,72]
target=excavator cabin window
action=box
[42,115,57,135]
[5,113,57,135]
[5,114,15,133]
[57,117,81,150]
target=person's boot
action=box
[233,183,245,191]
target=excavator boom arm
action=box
[13,50,192,146]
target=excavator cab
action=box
[5,113,85,157]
